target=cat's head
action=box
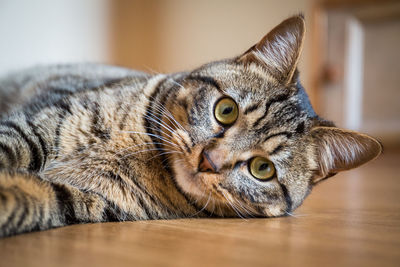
[161,15,382,217]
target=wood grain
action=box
[0,151,399,267]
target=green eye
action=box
[249,157,275,180]
[214,97,238,125]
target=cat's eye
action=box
[249,157,275,181]
[214,97,238,125]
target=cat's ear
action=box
[238,15,306,85]
[310,127,382,184]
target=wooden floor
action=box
[1,151,399,267]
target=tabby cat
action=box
[0,16,381,237]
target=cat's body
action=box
[0,16,381,237]
[0,65,207,227]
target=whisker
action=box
[120,148,163,159]
[285,211,307,218]
[233,199,256,218]
[145,93,186,132]
[221,191,246,219]
[189,192,212,218]
[118,130,180,148]
[114,142,176,155]
[147,150,183,161]
[142,112,183,141]
[145,104,184,133]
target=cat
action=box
[0,15,382,237]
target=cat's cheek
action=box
[171,159,204,197]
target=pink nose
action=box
[198,150,218,173]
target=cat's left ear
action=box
[238,15,305,85]
[310,127,383,184]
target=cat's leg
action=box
[0,170,120,238]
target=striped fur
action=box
[0,16,381,237]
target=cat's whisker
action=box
[242,200,261,217]
[114,142,171,155]
[139,109,184,141]
[142,132,185,155]
[233,199,256,218]
[233,202,252,219]
[141,103,185,133]
[163,109,186,132]
[119,103,181,139]
[221,191,246,220]
[144,116,183,142]
[147,150,183,161]
[116,110,184,151]
[209,199,216,217]
[143,125,185,148]
[119,148,165,160]
[145,93,186,132]
[285,211,307,218]
[115,100,158,124]
[189,192,212,218]
[234,201,252,219]
[118,130,180,149]
[143,125,176,142]
[228,201,246,219]
[285,211,295,218]
[129,78,185,133]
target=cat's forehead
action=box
[198,61,280,91]
[191,61,289,108]
[189,60,317,136]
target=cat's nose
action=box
[198,150,218,173]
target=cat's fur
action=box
[0,16,381,237]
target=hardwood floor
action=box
[1,151,399,267]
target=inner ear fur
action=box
[310,126,382,184]
[238,15,306,85]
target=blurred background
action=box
[0,0,399,147]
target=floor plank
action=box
[0,151,399,267]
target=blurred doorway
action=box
[312,0,400,147]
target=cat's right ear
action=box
[310,127,383,184]
[237,15,306,85]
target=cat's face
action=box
[169,63,315,216]
[162,16,382,217]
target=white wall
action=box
[0,0,110,75]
